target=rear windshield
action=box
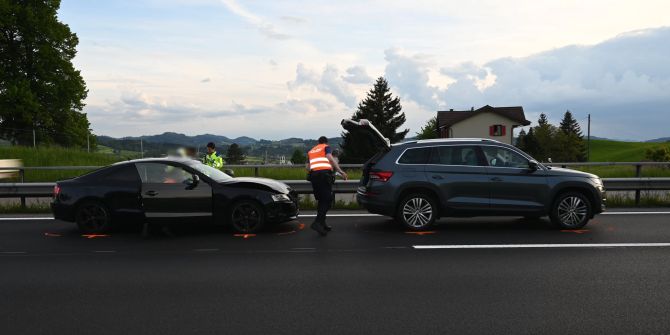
[397,147,431,164]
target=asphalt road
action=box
[2,211,670,334]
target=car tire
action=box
[396,193,437,231]
[230,200,265,233]
[75,200,113,234]
[550,192,592,229]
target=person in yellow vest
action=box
[306,136,348,236]
[203,142,224,169]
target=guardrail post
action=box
[254,167,259,177]
[635,164,642,206]
[19,168,26,208]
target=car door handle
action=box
[145,190,158,196]
[490,177,503,182]
[431,175,444,180]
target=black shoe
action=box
[324,224,332,231]
[310,222,328,236]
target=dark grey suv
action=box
[342,119,606,230]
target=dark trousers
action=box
[310,170,334,225]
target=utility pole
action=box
[140,138,144,158]
[587,114,591,162]
[32,129,36,148]
[87,134,90,153]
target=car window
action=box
[189,162,233,182]
[104,164,141,183]
[398,147,431,164]
[481,146,529,168]
[135,163,194,184]
[430,146,482,166]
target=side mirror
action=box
[186,174,200,188]
[528,160,539,171]
[224,169,235,177]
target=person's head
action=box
[318,136,328,144]
[206,142,215,154]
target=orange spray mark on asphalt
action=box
[560,229,590,234]
[234,234,256,239]
[405,231,436,236]
[44,232,62,237]
[81,234,110,239]
[298,223,305,230]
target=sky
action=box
[58,0,670,141]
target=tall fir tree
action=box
[523,128,540,158]
[532,113,557,162]
[516,128,527,150]
[225,143,245,164]
[340,77,409,163]
[556,110,586,162]
[0,0,92,147]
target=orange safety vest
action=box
[308,144,333,171]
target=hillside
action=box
[588,139,668,162]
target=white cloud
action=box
[383,27,670,139]
[287,63,358,108]
[342,66,372,84]
[218,0,290,40]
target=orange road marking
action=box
[405,231,436,236]
[81,234,110,239]
[560,229,590,234]
[44,232,62,237]
[277,230,296,236]
[234,234,256,239]
[297,223,305,230]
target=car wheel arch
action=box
[394,185,442,218]
[551,185,597,214]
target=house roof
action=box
[437,105,531,129]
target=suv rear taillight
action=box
[53,185,61,198]
[369,171,393,182]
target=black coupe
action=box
[51,158,299,234]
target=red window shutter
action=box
[501,126,506,136]
[489,126,494,136]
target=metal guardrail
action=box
[1,178,669,205]
[1,162,669,206]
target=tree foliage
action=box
[645,146,670,162]
[0,0,91,148]
[290,148,307,164]
[516,111,587,162]
[340,77,409,163]
[415,116,439,140]
[225,143,245,164]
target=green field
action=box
[0,146,122,182]
[1,139,670,182]
[587,139,668,162]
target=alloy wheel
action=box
[231,203,262,233]
[557,196,588,228]
[402,197,433,228]
[76,203,110,232]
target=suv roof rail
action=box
[415,138,503,144]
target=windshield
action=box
[189,162,233,182]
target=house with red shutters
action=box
[436,105,531,145]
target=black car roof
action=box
[393,138,509,148]
[112,156,201,166]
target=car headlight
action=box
[271,193,292,202]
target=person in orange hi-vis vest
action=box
[306,136,348,236]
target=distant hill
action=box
[647,137,670,143]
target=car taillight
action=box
[369,171,393,182]
[53,185,61,198]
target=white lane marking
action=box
[0,251,27,254]
[0,211,668,222]
[413,243,670,249]
[93,250,116,253]
[291,247,316,250]
[193,248,220,252]
[601,212,670,215]
[300,214,380,217]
